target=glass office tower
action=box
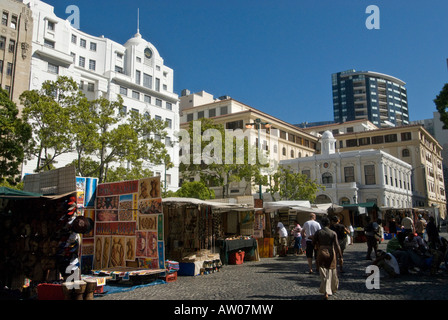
[332,69,409,128]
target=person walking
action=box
[330,215,350,272]
[277,221,288,257]
[348,224,354,245]
[365,217,381,260]
[302,213,321,273]
[292,220,303,255]
[313,217,343,300]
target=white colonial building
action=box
[20,0,179,190]
[280,131,413,208]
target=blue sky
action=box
[44,0,448,124]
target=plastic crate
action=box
[94,285,104,294]
[37,283,65,300]
[161,272,177,282]
[229,251,245,265]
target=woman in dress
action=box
[313,217,343,300]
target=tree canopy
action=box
[19,76,171,183]
[435,83,448,129]
[178,118,268,197]
[0,88,33,184]
[173,181,215,200]
[266,165,325,202]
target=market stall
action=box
[216,236,258,265]
[0,187,86,298]
[263,201,329,255]
[162,198,260,272]
[341,202,381,242]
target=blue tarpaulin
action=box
[99,280,166,295]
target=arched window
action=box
[322,172,333,184]
[282,147,286,156]
[290,150,294,158]
[315,194,332,204]
[402,148,410,157]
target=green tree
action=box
[20,77,82,172]
[435,83,448,128]
[71,95,170,183]
[103,161,154,183]
[174,181,215,200]
[267,165,325,202]
[0,88,33,184]
[179,118,267,198]
[20,76,172,183]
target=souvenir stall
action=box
[163,198,259,274]
[91,176,167,284]
[263,201,328,255]
[0,187,91,299]
[341,202,381,242]
[218,208,260,265]
[252,208,273,258]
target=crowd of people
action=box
[276,212,448,300]
[373,214,447,278]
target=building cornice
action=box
[181,98,318,141]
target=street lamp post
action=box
[245,118,271,200]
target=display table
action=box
[217,238,258,265]
[92,267,165,284]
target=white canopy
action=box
[162,197,250,210]
[263,200,311,210]
[263,200,328,215]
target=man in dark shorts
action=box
[330,215,350,272]
[302,213,321,273]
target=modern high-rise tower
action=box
[332,69,409,128]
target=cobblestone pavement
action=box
[97,232,448,301]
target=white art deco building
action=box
[280,131,413,208]
[20,0,179,190]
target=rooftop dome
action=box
[124,31,161,60]
[124,31,147,46]
[321,130,334,139]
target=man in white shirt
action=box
[374,250,400,277]
[302,213,321,273]
[277,222,288,257]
